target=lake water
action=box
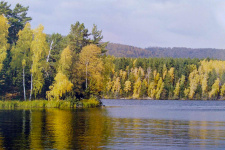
[0,99,225,149]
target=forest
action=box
[106,43,225,60]
[1,1,225,101]
[103,57,225,100]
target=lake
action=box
[0,99,225,149]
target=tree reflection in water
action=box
[0,108,224,149]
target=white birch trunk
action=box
[29,66,33,101]
[46,40,53,62]
[23,66,26,101]
[86,62,88,89]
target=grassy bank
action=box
[0,98,101,109]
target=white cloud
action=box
[6,0,225,49]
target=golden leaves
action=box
[47,72,73,101]
[0,15,9,71]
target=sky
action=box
[7,0,225,49]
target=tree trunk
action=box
[23,66,26,101]
[46,40,53,62]
[86,62,88,89]
[29,66,33,101]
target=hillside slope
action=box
[106,43,225,60]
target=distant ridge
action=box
[106,43,225,60]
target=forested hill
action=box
[106,43,225,60]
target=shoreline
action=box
[0,98,101,109]
[101,98,224,101]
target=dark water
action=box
[0,100,225,149]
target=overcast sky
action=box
[7,0,225,49]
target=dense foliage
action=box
[103,57,225,100]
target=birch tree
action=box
[30,24,48,100]
[78,44,103,93]
[46,46,73,101]
[11,22,32,100]
[0,15,9,71]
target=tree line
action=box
[102,57,225,100]
[106,43,225,60]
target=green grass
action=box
[80,98,101,108]
[0,98,101,109]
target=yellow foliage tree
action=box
[58,46,72,75]
[78,44,103,94]
[47,72,73,100]
[201,74,208,98]
[133,78,142,99]
[220,83,225,99]
[162,64,167,79]
[30,24,48,99]
[0,15,9,71]
[209,78,220,99]
[188,69,200,99]
[106,78,113,94]
[47,46,73,100]
[112,77,121,97]
[124,80,131,95]
[155,77,164,99]
[168,67,174,83]
[184,88,190,98]
[11,22,33,101]
[148,81,156,99]
[174,79,180,99]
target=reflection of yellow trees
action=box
[1,109,225,149]
[188,120,221,147]
[79,108,113,149]
[30,110,44,149]
[0,135,3,148]
[46,109,73,149]
[106,117,224,148]
[24,108,113,149]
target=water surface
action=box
[0,99,225,149]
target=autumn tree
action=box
[124,80,131,97]
[10,23,32,100]
[133,78,142,99]
[47,72,73,100]
[0,2,32,44]
[46,46,73,101]
[220,83,225,99]
[155,77,164,99]
[58,46,72,76]
[209,78,220,99]
[173,79,180,99]
[0,15,9,71]
[188,69,200,99]
[30,25,48,100]
[77,44,103,97]
[112,77,121,98]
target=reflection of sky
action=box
[102,99,225,121]
[8,0,225,49]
